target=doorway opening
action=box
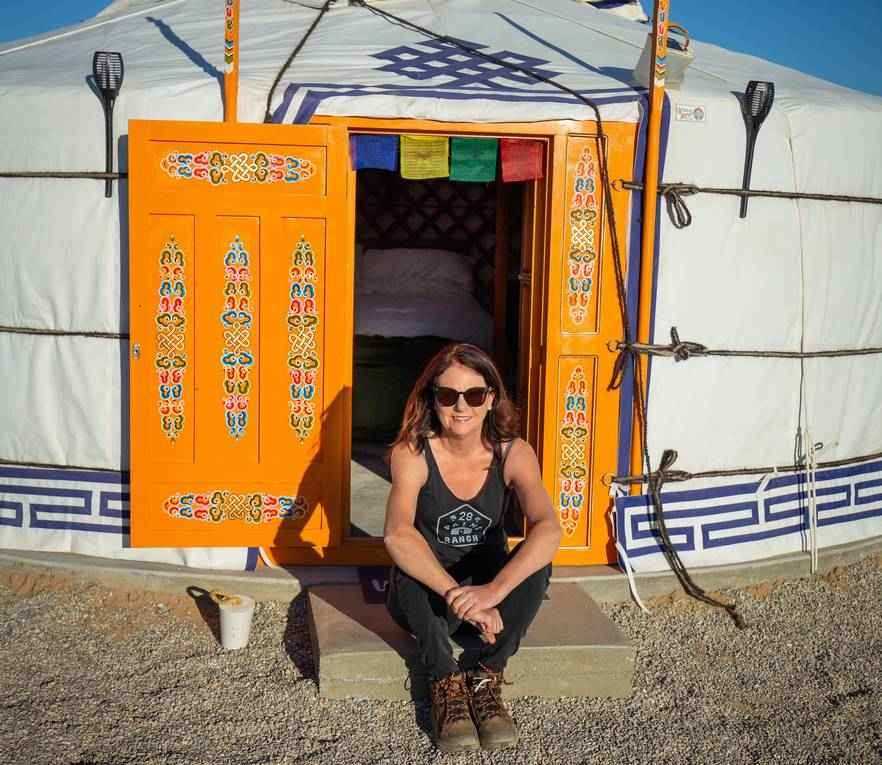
[347,142,542,539]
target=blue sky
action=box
[1,0,881,97]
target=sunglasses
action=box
[433,385,491,408]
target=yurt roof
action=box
[1,0,879,136]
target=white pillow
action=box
[358,248,475,296]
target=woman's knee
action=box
[387,569,449,626]
[513,561,552,597]
[497,564,550,624]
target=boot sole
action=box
[480,735,519,750]
[437,740,482,753]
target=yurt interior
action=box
[348,131,537,539]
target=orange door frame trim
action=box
[265,115,636,567]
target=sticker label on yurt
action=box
[675,103,707,123]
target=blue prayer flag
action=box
[350,134,398,171]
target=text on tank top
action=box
[414,439,511,566]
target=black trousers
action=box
[386,543,551,680]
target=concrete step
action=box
[307,581,635,700]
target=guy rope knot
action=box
[662,183,699,229]
[669,326,708,362]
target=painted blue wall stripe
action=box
[615,93,672,483]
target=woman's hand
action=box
[445,583,503,620]
[467,607,503,643]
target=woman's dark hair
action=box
[390,343,520,460]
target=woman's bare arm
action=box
[383,443,459,597]
[446,439,561,618]
[490,438,561,596]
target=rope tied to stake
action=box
[615,326,882,361]
[614,326,710,362]
[608,327,707,391]
[618,179,882,229]
[647,450,746,629]
[668,326,706,361]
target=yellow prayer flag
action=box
[400,135,449,180]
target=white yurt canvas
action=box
[1,0,881,572]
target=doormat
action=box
[358,566,390,604]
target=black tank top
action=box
[415,439,511,568]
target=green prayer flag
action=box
[449,137,498,182]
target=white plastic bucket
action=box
[211,591,255,650]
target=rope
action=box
[609,446,882,486]
[0,325,127,340]
[616,180,882,229]
[648,450,746,628]
[807,436,819,575]
[614,326,882,362]
[0,171,126,180]
[263,0,334,123]
[662,183,695,229]
[607,493,650,614]
[351,0,743,626]
[620,179,882,206]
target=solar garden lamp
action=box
[93,51,125,198]
[738,80,774,218]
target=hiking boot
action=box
[430,672,480,752]
[466,665,518,750]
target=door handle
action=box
[132,342,141,360]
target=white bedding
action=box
[355,292,493,349]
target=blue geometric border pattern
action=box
[373,37,562,88]
[614,459,882,564]
[273,20,641,123]
[0,466,129,535]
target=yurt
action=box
[2,0,881,583]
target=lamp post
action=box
[92,51,125,198]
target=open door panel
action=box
[128,120,351,550]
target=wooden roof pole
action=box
[629,0,671,483]
[223,0,240,122]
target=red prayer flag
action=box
[500,138,544,182]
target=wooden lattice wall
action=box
[355,170,498,301]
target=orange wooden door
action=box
[128,120,351,549]
[542,126,636,565]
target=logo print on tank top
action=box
[437,505,491,548]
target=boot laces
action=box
[469,667,509,723]
[473,677,492,693]
[434,674,470,724]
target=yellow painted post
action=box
[629,0,670,481]
[223,0,240,123]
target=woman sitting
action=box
[384,343,561,752]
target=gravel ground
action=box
[1,556,881,765]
